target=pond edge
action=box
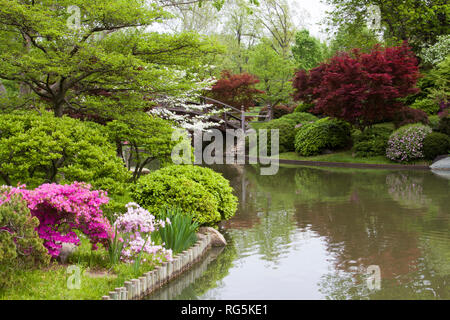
[101,232,214,300]
[251,156,431,170]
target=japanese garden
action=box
[0,0,448,301]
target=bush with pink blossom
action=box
[0,182,112,257]
[386,124,432,162]
[113,203,172,264]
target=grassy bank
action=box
[0,236,161,300]
[276,151,432,166]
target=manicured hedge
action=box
[0,112,130,193]
[130,165,238,226]
[352,127,393,157]
[294,117,352,156]
[256,112,318,153]
[422,132,450,160]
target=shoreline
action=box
[246,156,431,170]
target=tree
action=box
[328,22,382,55]
[0,0,217,118]
[292,29,327,71]
[253,0,299,58]
[106,113,191,182]
[325,0,449,52]
[209,71,263,110]
[293,43,421,131]
[247,38,295,106]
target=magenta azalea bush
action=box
[113,203,172,263]
[386,124,432,162]
[0,182,112,257]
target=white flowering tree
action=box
[149,75,231,132]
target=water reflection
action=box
[151,165,449,300]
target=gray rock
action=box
[198,227,227,247]
[59,243,77,263]
[430,156,450,170]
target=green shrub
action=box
[0,112,130,194]
[130,165,238,226]
[352,127,393,157]
[294,102,314,113]
[437,117,450,136]
[152,207,199,254]
[422,132,450,160]
[294,117,352,156]
[0,194,50,289]
[410,98,439,115]
[258,105,293,119]
[257,112,318,153]
[429,115,441,130]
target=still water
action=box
[147,165,449,300]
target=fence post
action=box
[241,105,245,132]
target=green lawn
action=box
[276,151,431,166]
[0,235,162,300]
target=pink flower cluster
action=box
[0,182,112,257]
[386,125,432,162]
[114,203,172,263]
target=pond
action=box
[146,165,450,300]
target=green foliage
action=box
[152,207,199,254]
[329,23,382,55]
[420,35,450,66]
[130,165,237,226]
[246,38,296,106]
[427,55,450,106]
[294,117,352,156]
[429,115,441,130]
[437,117,450,136]
[422,132,450,160]
[0,195,50,289]
[0,0,217,118]
[106,113,191,182]
[410,99,440,116]
[258,112,318,153]
[294,102,314,113]
[352,126,393,157]
[325,0,449,52]
[0,112,130,193]
[292,29,327,70]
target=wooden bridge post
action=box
[241,105,245,132]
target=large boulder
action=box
[198,227,227,247]
[430,156,450,170]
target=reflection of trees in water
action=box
[209,164,449,299]
[386,172,431,209]
[147,238,238,300]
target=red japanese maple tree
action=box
[293,43,421,130]
[210,71,264,111]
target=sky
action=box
[289,0,333,41]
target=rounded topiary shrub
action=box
[437,117,450,136]
[130,165,238,226]
[386,124,432,162]
[422,132,450,160]
[0,112,130,193]
[257,112,317,153]
[352,126,394,157]
[294,117,352,156]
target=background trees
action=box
[0,0,217,119]
[293,43,421,131]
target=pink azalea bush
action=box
[386,124,432,162]
[113,203,172,263]
[0,182,112,257]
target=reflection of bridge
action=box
[167,96,269,133]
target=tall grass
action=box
[153,207,198,254]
